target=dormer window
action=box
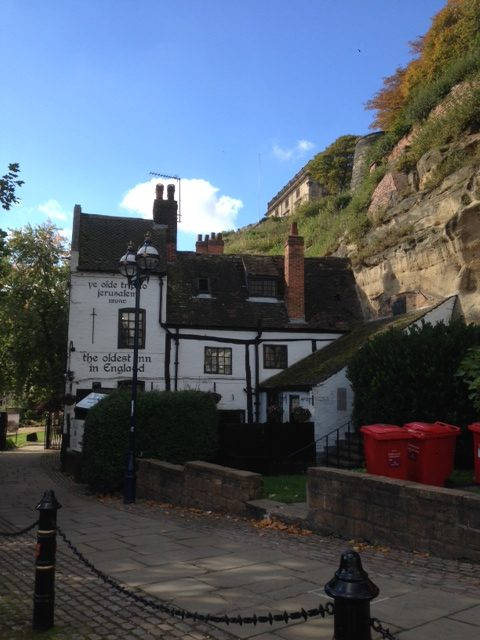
[198,277,210,294]
[248,277,277,298]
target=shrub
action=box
[458,346,480,413]
[82,389,218,493]
[406,85,480,165]
[347,320,480,431]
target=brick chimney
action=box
[195,232,224,255]
[284,222,305,322]
[153,183,177,262]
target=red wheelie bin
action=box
[468,423,480,484]
[404,421,460,486]
[360,424,412,479]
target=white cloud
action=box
[297,139,315,152]
[58,227,72,242]
[38,199,68,221]
[120,178,243,234]
[272,139,315,161]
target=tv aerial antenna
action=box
[149,172,182,223]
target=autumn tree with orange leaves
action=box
[366,0,480,130]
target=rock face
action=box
[346,133,480,323]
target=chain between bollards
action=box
[32,489,61,632]
[26,488,395,638]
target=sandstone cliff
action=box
[345,132,480,323]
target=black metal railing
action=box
[281,420,363,471]
[44,413,63,450]
[318,420,363,469]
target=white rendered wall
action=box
[313,367,352,444]
[67,272,165,391]
[412,297,456,327]
[310,297,457,451]
[173,328,339,416]
[64,271,166,446]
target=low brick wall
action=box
[137,459,184,504]
[307,466,480,562]
[137,459,262,516]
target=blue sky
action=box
[1,0,445,250]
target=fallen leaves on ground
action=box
[253,517,313,536]
[348,539,391,554]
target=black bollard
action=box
[325,550,379,640]
[33,490,62,631]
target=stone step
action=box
[246,499,308,528]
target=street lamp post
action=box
[119,233,160,504]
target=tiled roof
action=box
[75,212,167,273]
[73,210,363,332]
[260,308,435,389]
[166,253,362,331]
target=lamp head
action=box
[136,232,160,272]
[119,241,138,279]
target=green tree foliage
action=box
[307,135,358,195]
[0,163,24,210]
[82,390,219,492]
[0,224,69,411]
[457,347,480,413]
[347,320,480,430]
[366,0,480,130]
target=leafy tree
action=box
[347,320,480,430]
[0,163,24,210]
[457,347,480,413]
[365,67,408,130]
[307,135,358,195]
[366,0,480,130]
[0,223,69,411]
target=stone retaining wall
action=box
[307,466,480,562]
[137,459,262,515]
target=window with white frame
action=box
[204,347,232,375]
[118,309,146,349]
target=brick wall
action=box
[368,171,410,215]
[307,466,480,562]
[284,222,305,320]
[137,459,262,515]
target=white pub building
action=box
[64,184,364,450]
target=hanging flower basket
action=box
[207,392,222,404]
[291,406,311,423]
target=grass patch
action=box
[446,468,475,487]
[224,166,385,259]
[398,82,480,172]
[262,474,307,504]
[6,431,45,449]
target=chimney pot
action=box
[218,233,222,240]
[153,183,178,261]
[197,234,202,241]
[205,234,209,241]
[211,232,216,239]
[290,222,298,236]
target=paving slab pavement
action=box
[1,449,480,639]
